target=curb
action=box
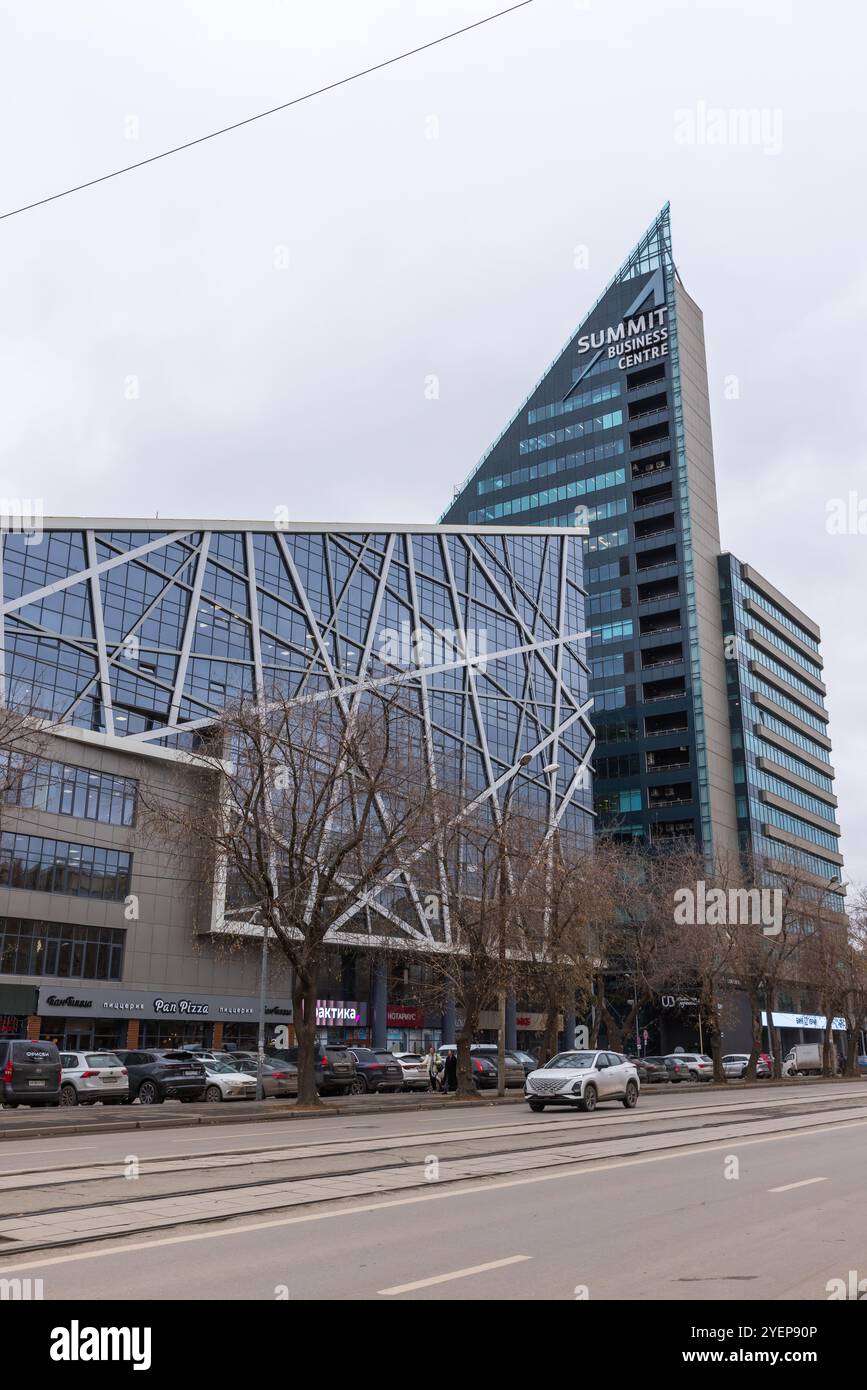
[0,1091,526,1142]
[0,1074,859,1144]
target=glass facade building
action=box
[718,554,843,883]
[0,522,593,1048]
[442,205,740,854]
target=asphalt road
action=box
[1,1082,865,1300]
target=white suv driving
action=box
[524,1050,640,1113]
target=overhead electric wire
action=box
[0,0,537,223]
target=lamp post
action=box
[256,913,269,1103]
[497,751,534,1096]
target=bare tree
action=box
[515,830,616,1064]
[0,699,55,837]
[726,851,849,1079]
[589,840,687,1053]
[422,798,525,1098]
[144,689,432,1105]
[663,847,754,1082]
[836,887,867,1077]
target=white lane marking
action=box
[379,1255,531,1295]
[769,1176,827,1193]
[0,1114,864,1276]
[0,1146,96,1158]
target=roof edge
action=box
[29,517,589,538]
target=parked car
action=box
[0,1038,62,1108]
[632,1055,671,1084]
[470,1053,526,1089]
[270,1043,356,1096]
[229,1050,295,1095]
[59,1050,129,1106]
[722,1053,771,1079]
[525,1050,640,1113]
[115,1049,207,1105]
[178,1048,256,1066]
[433,1045,525,1089]
[392,1052,431,1091]
[511,1049,540,1075]
[347,1048,404,1094]
[661,1055,690,1082]
[230,1056,297,1098]
[667,1052,713,1081]
[471,1044,538,1080]
[199,1058,258,1102]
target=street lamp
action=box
[497,749,535,1094]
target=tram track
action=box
[1,1093,866,1258]
[1,1085,864,1195]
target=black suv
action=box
[347,1047,404,1094]
[115,1049,207,1105]
[0,1039,62,1108]
[268,1043,356,1096]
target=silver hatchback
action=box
[60,1051,129,1106]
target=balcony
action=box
[645,711,688,737]
[629,419,670,450]
[646,746,691,772]
[635,512,676,542]
[643,675,687,702]
[628,393,668,421]
[648,782,694,808]
[627,363,667,392]
[651,819,696,841]
[636,545,677,574]
[639,610,681,637]
[638,576,680,604]
[641,654,683,671]
[633,483,673,510]
[631,452,671,480]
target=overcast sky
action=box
[1,0,865,887]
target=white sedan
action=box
[524,1050,640,1114]
[392,1052,432,1091]
[201,1059,257,1102]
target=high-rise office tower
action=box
[718,554,843,885]
[442,205,739,856]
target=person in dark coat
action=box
[442,1050,457,1094]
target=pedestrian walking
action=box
[426,1044,438,1092]
[442,1049,457,1094]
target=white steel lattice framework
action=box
[0,521,594,946]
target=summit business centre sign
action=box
[576,304,669,371]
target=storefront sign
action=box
[478,1010,557,1032]
[387,1006,424,1028]
[761,1010,846,1033]
[315,999,367,1026]
[37,987,294,1021]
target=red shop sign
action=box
[387,1007,424,1028]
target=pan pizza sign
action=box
[37,987,294,1021]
